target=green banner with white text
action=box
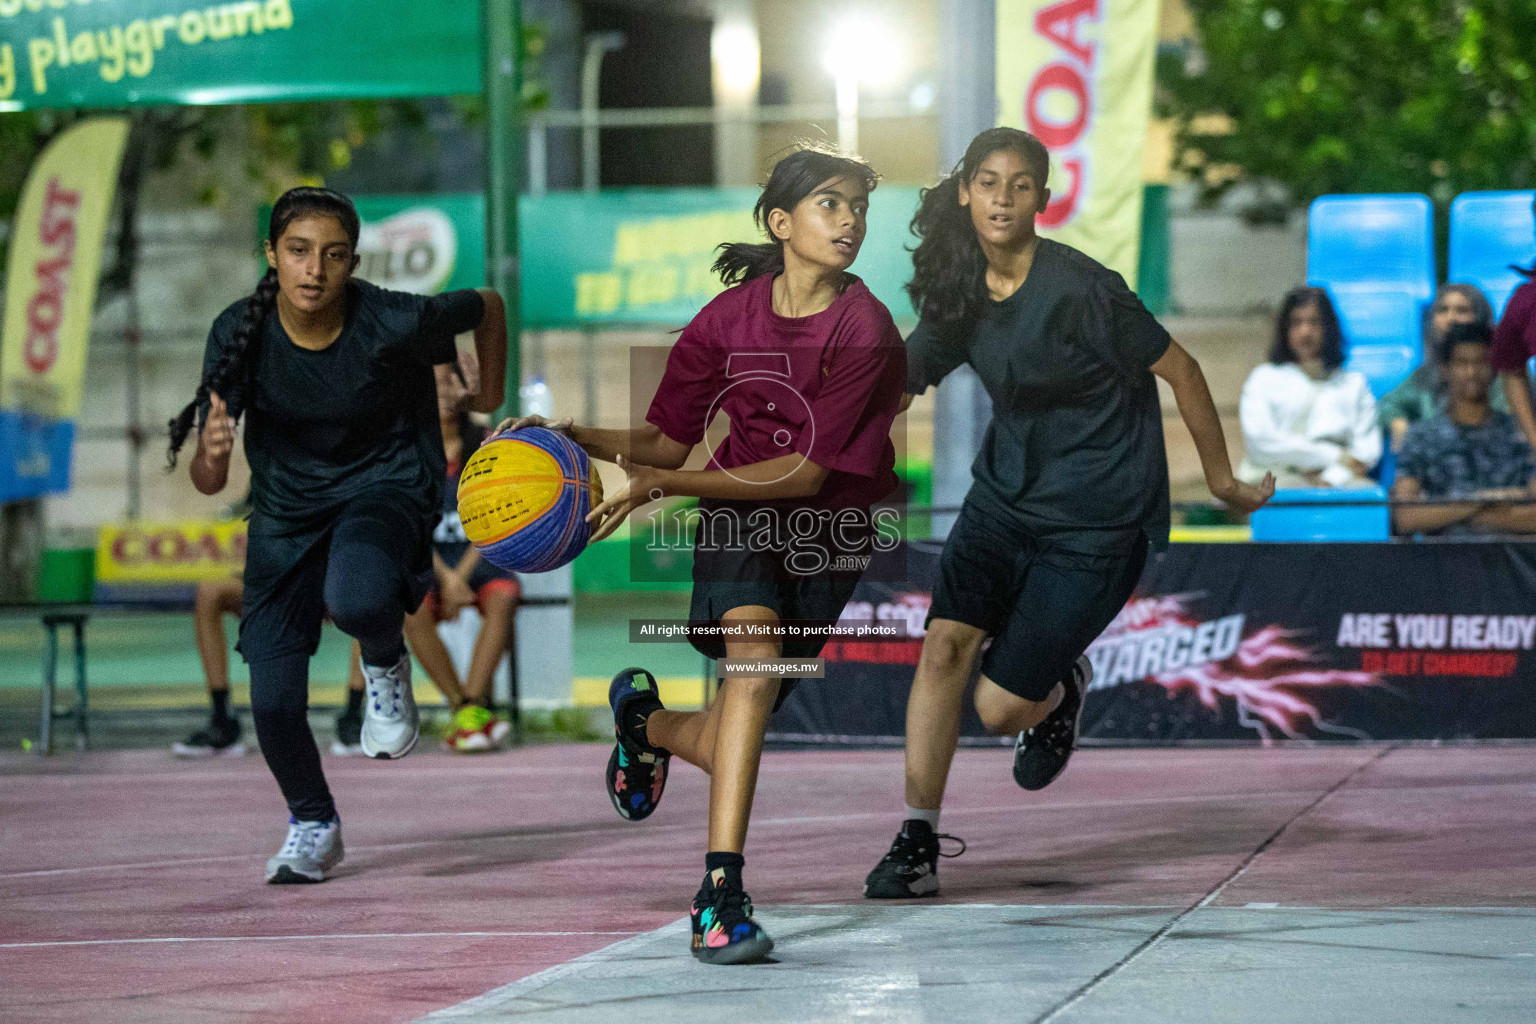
[519,187,922,327]
[0,0,480,111]
[265,188,924,328]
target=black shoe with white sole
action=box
[1013,654,1092,791]
[863,819,966,899]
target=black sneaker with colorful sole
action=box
[691,869,774,965]
[605,667,670,821]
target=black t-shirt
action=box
[201,279,485,532]
[906,239,1172,552]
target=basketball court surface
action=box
[3,743,1533,1022]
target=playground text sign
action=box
[0,0,480,111]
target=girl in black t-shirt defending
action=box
[168,188,507,883]
[863,129,1274,899]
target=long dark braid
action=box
[166,186,360,468]
[165,269,278,468]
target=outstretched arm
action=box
[584,452,831,542]
[493,414,694,471]
[1152,340,1274,513]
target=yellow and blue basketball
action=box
[457,426,604,573]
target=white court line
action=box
[0,930,640,951]
[0,787,1331,881]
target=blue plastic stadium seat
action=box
[1308,194,1435,302]
[1448,191,1536,319]
[1250,486,1391,542]
[1328,285,1423,398]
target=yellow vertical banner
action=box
[0,116,128,500]
[995,0,1159,287]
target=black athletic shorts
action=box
[239,491,435,663]
[928,500,1148,701]
[687,498,872,709]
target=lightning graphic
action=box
[1090,595,1382,742]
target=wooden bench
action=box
[0,596,568,754]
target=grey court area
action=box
[419,904,1536,1023]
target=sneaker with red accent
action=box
[447,705,496,753]
[690,869,773,965]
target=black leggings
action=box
[246,500,426,822]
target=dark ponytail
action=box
[907,127,1050,337]
[712,143,879,286]
[166,186,360,468]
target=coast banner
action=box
[995,0,1159,287]
[95,518,246,584]
[0,0,479,111]
[0,116,127,502]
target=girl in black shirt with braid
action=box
[169,187,507,883]
[864,129,1272,899]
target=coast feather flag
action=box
[995,0,1159,287]
[0,116,128,502]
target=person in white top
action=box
[1238,286,1382,488]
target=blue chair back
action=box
[1448,190,1536,319]
[1308,194,1435,302]
[1328,285,1424,398]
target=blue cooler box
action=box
[1249,486,1391,542]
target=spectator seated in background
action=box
[400,353,521,754]
[1378,283,1505,452]
[1392,323,1536,537]
[1238,286,1382,488]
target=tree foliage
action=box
[1159,1,1536,215]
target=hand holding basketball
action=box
[586,453,661,543]
[458,425,604,572]
[493,413,573,436]
[201,392,235,462]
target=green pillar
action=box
[1137,183,1172,316]
[483,0,523,420]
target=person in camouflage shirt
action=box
[1393,323,1536,536]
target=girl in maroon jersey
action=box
[503,145,906,963]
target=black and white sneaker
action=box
[1013,654,1092,791]
[863,820,966,899]
[171,716,246,758]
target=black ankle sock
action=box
[210,689,230,722]
[346,687,365,716]
[704,851,745,891]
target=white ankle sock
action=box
[904,805,940,830]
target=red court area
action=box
[2,742,1534,1022]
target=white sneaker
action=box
[265,817,344,883]
[359,653,419,759]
